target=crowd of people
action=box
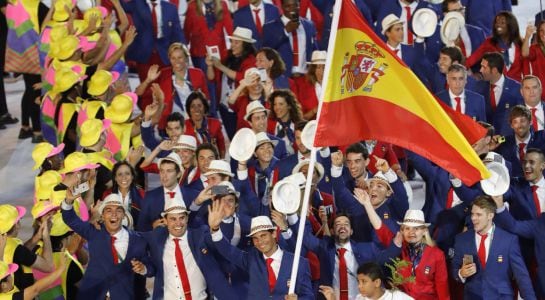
[0,0,544,298]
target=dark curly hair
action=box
[267,89,303,123]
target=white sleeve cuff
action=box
[61,200,74,210]
[319,147,330,158]
[382,169,398,183]
[211,229,223,242]
[141,120,152,128]
[458,269,466,283]
[237,169,248,180]
[190,202,201,211]
[496,204,507,214]
[331,165,343,178]
[286,214,299,226]
[280,228,293,240]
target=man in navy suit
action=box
[137,153,192,231]
[208,204,314,299]
[262,0,318,77]
[131,201,236,299]
[61,194,151,300]
[233,0,280,49]
[375,0,432,45]
[122,0,186,83]
[452,196,536,299]
[494,194,545,297]
[474,52,524,136]
[496,106,545,179]
[424,0,486,64]
[521,75,545,132]
[427,46,479,94]
[436,63,486,122]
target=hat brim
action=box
[228,35,256,44]
[98,202,126,216]
[59,162,100,174]
[161,207,190,218]
[367,177,393,193]
[244,108,269,121]
[203,170,235,177]
[397,221,431,227]
[381,20,404,35]
[32,143,65,170]
[247,225,276,237]
[0,264,19,281]
[292,161,324,183]
[307,59,326,65]
[34,204,60,219]
[255,139,278,149]
[15,206,26,225]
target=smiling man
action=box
[61,194,150,299]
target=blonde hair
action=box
[400,225,436,247]
[168,42,190,59]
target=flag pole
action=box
[287,0,344,294]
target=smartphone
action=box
[72,181,90,196]
[258,68,268,82]
[211,185,230,195]
[463,254,473,265]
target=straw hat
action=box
[272,179,301,215]
[32,142,65,170]
[227,27,256,43]
[172,135,197,151]
[381,14,404,35]
[412,8,438,38]
[247,216,276,237]
[307,51,327,65]
[244,101,269,121]
[0,205,26,234]
[480,161,510,197]
[157,152,183,173]
[229,128,257,162]
[0,261,18,281]
[79,118,111,147]
[291,160,325,183]
[104,92,137,124]
[87,70,120,96]
[203,160,234,177]
[397,209,431,227]
[35,170,62,200]
[300,120,317,150]
[98,194,126,215]
[367,173,393,193]
[59,152,99,174]
[31,201,60,220]
[161,200,190,217]
[255,132,278,149]
[441,11,465,45]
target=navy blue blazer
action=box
[436,89,486,122]
[495,210,545,297]
[143,226,236,300]
[122,0,185,64]
[312,0,372,50]
[425,23,487,65]
[61,207,151,300]
[262,17,318,77]
[474,77,524,136]
[140,124,170,158]
[427,65,479,95]
[496,131,545,179]
[213,236,314,299]
[452,227,536,299]
[462,0,512,36]
[233,3,280,49]
[137,186,193,231]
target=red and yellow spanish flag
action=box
[314,0,489,185]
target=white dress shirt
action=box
[163,233,207,300]
[263,246,284,279]
[111,228,129,262]
[398,0,417,45]
[250,2,265,27]
[387,43,402,59]
[356,289,414,300]
[172,73,192,120]
[281,15,307,74]
[474,225,494,264]
[449,89,466,114]
[147,0,163,38]
[333,242,359,300]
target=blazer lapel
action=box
[274,253,291,293]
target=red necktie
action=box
[110,236,119,265]
[180,168,190,185]
[477,233,487,269]
[291,31,299,69]
[454,96,462,113]
[253,8,263,35]
[518,143,526,161]
[166,191,176,199]
[404,6,413,45]
[490,84,497,111]
[532,185,542,216]
[173,238,193,300]
[151,1,158,38]
[446,187,454,209]
[338,248,348,300]
[531,107,539,131]
[266,257,276,293]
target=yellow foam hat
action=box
[83,6,107,29]
[50,211,72,236]
[104,93,136,124]
[0,261,18,281]
[49,25,68,43]
[32,142,65,170]
[31,201,60,220]
[59,152,99,174]
[52,0,73,22]
[50,67,80,96]
[79,118,111,147]
[87,70,119,96]
[52,35,81,60]
[0,205,26,234]
[35,170,62,200]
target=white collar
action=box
[449,89,465,99]
[533,176,545,188]
[263,245,283,261]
